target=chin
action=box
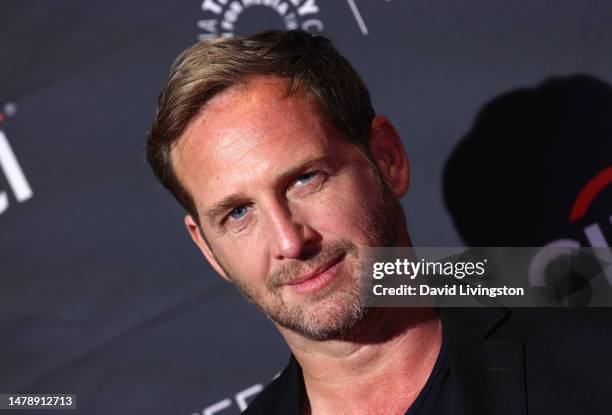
[273,293,370,341]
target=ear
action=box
[369,115,410,198]
[184,214,231,282]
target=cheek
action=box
[304,176,378,241]
[214,241,270,285]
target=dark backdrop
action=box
[1,1,611,414]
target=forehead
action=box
[171,76,353,211]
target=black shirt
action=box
[404,336,456,415]
[244,308,612,415]
[244,337,457,415]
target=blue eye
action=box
[229,206,248,220]
[297,172,316,184]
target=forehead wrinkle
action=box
[170,79,254,170]
[170,75,341,217]
[171,106,257,199]
[173,131,276,220]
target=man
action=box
[147,30,612,414]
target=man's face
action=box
[172,76,402,340]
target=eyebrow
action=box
[203,155,332,224]
[204,193,249,225]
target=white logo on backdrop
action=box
[196,0,382,39]
[198,0,324,40]
[195,382,263,414]
[0,102,33,216]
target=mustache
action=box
[267,240,358,289]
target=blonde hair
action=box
[146,30,375,220]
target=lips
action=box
[286,254,345,294]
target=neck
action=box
[280,224,439,413]
[279,307,442,414]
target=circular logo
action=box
[197,0,324,40]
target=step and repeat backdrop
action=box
[1,1,611,414]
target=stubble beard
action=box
[228,169,401,341]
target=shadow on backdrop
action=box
[444,74,612,248]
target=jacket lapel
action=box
[440,308,527,415]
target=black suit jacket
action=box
[244,307,612,415]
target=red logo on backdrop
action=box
[569,166,612,222]
[530,165,612,288]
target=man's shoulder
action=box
[441,307,612,414]
[243,355,304,415]
[442,307,612,337]
[244,308,612,414]
[441,306,612,354]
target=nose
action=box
[265,200,318,260]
